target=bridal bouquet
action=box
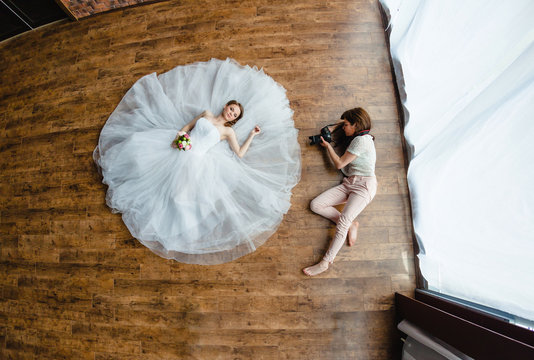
[174,133,192,151]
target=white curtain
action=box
[380,0,534,321]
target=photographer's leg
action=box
[348,221,359,247]
[304,184,349,276]
[309,183,348,223]
[323,192,370,264]
[323,176,377,263]
[304,178,377,276]
[302,259,330,276]
[310,181,358,245]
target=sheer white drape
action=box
[380,0,534,321]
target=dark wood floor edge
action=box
[0,18,71,46]
[377,0,426,289]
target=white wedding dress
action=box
[94,58,301,264]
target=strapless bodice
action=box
[189,117,220,155]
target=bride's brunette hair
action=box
[224,100,244,127]
[332,107,373,153]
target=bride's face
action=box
[223,104,241,122]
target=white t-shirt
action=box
[342,135,376,177]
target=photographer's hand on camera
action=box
[327,122,341,133]
[321,135,357,170]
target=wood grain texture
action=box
[0,0,415,358]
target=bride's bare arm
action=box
[225,126,261,158]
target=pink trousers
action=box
[310,175,377,263]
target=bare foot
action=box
[302,259,330,276]
[347,221,359,246]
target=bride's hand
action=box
[251,126,261,136]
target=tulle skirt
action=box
[94,58,301,264]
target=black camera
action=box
[309,125,333,145]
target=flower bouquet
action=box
[173,133,192,151]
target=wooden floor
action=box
[0,0,415,359]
